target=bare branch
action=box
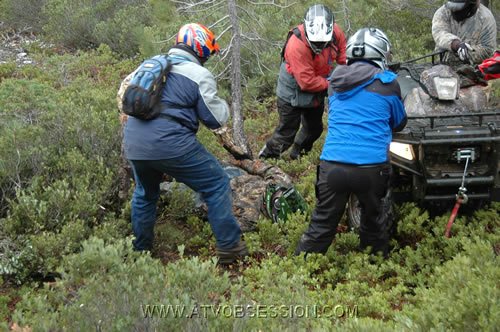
[242,43,269,75]
[235,5,265,29]
[217,22,233,40]
[244,0,297,8]
[213,61,232,79]
[208,15,230,30]
[171,0,224,12]
[339,0,352,36]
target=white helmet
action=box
[303,4,334,54]
[346,28,392,70]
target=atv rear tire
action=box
[347,194,362,232]
[347,191,395,234]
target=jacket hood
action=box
[168,46,202,65]
[328,61,398,99]
[329,61,382,93]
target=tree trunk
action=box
[227,0,253,159]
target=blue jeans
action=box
[129,143,242,251]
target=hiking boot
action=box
[216,240,249,265]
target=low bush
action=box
[42,0,152,55]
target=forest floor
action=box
[0,26,36,65]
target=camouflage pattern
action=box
[432,4,496,64]
[211,126,253,160]
[230,173,268,232]
[116,71,135,113]
[159,159,294,232]
[117,72,135,201]
[419,64,459,99]
[229,159,294,231]
[402,64,490,130]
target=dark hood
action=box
[328,61,382,94]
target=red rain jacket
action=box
[283,23,347,93]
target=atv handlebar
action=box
[388,50,448,72]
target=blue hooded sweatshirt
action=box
[321,61,407,164]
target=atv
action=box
[347,52,500,230]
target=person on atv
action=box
[258,4,346,160]
[432,0,496,66]
[295,28,407,258]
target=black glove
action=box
[456,42,473,64]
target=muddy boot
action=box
[216,240,249,265]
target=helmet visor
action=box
[210,37,220,55]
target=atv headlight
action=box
[390,142,415,161]
[433,76,458,100]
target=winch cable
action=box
[445,156,470,238]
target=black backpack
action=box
[121,55,172,120]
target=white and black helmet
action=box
[303,4,334,54]
[346,28,392,70]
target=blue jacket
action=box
[123,47,229,160]
[321,61,407,164]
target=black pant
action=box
[263,98,324,157]
[296,161,392,257]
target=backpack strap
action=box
[281,27,302,63]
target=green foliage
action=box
[0,0,47,32]
[42,0,151,55]
[0,48,128,285]
[94,5,152,56]
[0,63,16,82]
[159,183,198,221]
[12,238,236,331]
[395,238,500,331]
[1,0,499,328]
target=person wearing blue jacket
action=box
[123,23,248,264]
[295,28,407,257]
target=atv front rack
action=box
[393,110,500,143]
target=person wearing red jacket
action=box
[259,4,347,160]
[477,50,500,80]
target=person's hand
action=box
[456,42,473,64]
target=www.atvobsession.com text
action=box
[141,304,358,319]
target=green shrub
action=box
[395,238,500,331]
[94,5,152,56]
[0,0,47,32]
[12,238,236,331]
[42,0,151,55]
[0,63,16,82]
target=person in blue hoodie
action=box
[295,28,407,257]
[122,23,248,264]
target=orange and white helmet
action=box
[175,23,220,59]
